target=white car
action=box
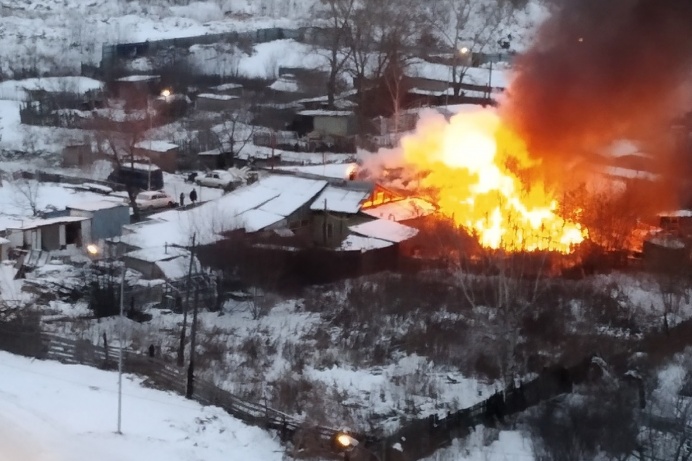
[195,170,240,189]
[134,190,176,210]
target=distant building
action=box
[61,143,100,168]
[133,140,179,172]
[68,200,130,241]
[195,93,241,112]
[297,110,357,138]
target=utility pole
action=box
[177,233,196,367]
[186,286,200,399]
[323,199,327,245]
[117,266,125,434]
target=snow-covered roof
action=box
[362,198,437,222]
[349,219,419,243]
[646,234,686,250]
[8,216,88,231]
[658,210,692,218]
[68,200,126,212]
[116,175,328,248]
[276,163,357,180]
[247,175,327,220]
[124,246,188,263]
[298,110,353,117]
[0,237,10,244]
[115,75,160,82]
[310,186,369,214]
[197,93,238,101]
[134,140,179,152]
[241,209,285,233]
[120,162,161,172]
[339,234,393,252]
[155,255,200,280]
[210,83,242,91]
[602,166,659,181]
[604,140,649,159]
[198,148,222,156]
[269,78,299,93]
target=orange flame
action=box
[400,109,586,253]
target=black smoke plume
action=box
[504,0,692,174]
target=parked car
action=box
[133,190,176,210]
[195,170,241,190]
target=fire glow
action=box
[400,109,586,253]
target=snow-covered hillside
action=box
[0,0,321,76]
[0,0,547,78]
[0,351,284,461]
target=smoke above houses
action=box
[502,0,692,175]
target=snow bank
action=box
[0,351,284,461]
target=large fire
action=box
[399,109,586,253]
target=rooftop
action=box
[134,140,179,153]
[298,110,353,117]
[362,198,437,222]
[310,186,370,214]
[68,200,127,212]
[197,93,238,101]
[8,216,88,231]
[124,246,189,263]
[115,74,160,82]
[349,219,419,243]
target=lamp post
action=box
[86,244,125,434]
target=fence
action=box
[0,328,350,454]
[5,313,690,461]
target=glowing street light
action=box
[336,433,359,449]
[160,88,171,97]
[334,432,381,460]
[459,46,470,55]
[86,243,100,256]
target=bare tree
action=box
[424,0,516,96]
[211,110,256,168]
[91,103,156,221]
[12,175,41,217]
[346,0,425,95]
[315,0,356,107]
[640,367,692,461]
[455,248,552,385]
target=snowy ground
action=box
[0,351,285,461]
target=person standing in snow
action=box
[179,192,185,207]
[189,188,197,204]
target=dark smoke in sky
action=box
[503,0,692,173]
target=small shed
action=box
[68,200,130,240]
[62,143,99,168]
[123,246,200,281]
[112,75,161,105]
[195,93,241,112]
[197,148,223,170]
[6,216,91,252]
[309,184,372,246]
[297,110,357,137]
[133,140,179,172]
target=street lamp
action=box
[334,432,381,461]
[87,244,125,434]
